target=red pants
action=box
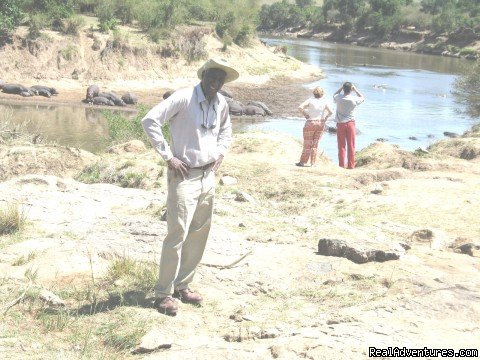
[299,120,325,165]
[336,121,355,169]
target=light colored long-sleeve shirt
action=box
[333,93,364,123]
[142,84,232,168]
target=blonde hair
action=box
[313,86,324,98]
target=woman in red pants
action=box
[296,86,333,167]
[333,82,364,169]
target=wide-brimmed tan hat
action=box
[197,57,239,83]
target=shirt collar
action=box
[195,83,220,107]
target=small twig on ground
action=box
[1,281,32,314]
[417,286,458,296]
[201,250,252,269]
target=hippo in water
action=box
[85,84,100,102]
[98,92,125,106]
[92,96,115,106]
[242,104,266,116]
[226,97,243,116]
[443,131,460,138]
[121,92,138,105]
[247,101,273,116]
[31,85,58,96]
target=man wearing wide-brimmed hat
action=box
[142,57,239,316]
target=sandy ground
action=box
[0,133,479,359]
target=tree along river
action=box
[0,37,477,160]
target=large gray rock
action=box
[317,238,403,264]
[131,327,173,354]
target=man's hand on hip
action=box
[212,155,224,172]
[167,157,189,179]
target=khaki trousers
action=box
[155,167,215,297]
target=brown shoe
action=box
[173,288,203,305]
[153,296,178,316]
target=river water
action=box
[1,38,477,159]
[249,37,477,161]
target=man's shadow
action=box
[75,290,155,316]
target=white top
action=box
[142,84,232,167]
[299,97,329,120]
[333,93,364,123]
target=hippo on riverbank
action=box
[163,90,174,99]
[2,83,32,95]
[20,90,35,97]
[219,89,233,98]
[98,92,125,106]
[92,96,114,106]
[85,84,100,102]
[31,85,58,96]
[242,104,266,116]
[121,92,138,105]
[247,101,273,115]
[37,89,51,97]
[226,97,243,116]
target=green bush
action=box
[63,15,85,35]
[235,24,251,47]
[76,0,96,13]
[103,104,152,145]
[59,45,79,60]
[398,3,432,30]
[0,0,24,37]
[28,14,49,39]
[173,34,208,62]
[453,61,480,117]
[114,0,135,25]
[215,11,235,38]
[112,28,129,48]
[458,48,478,56]
[133,0,159,31]
[96,0,117,32]
[149,27,171,44]
[23,0,75,31]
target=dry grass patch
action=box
[0,202,27,236]
[428,138,480,160]
[0,255,164,359]
[76,156,165,189]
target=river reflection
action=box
[0,103,130,153]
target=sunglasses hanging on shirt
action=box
[201,103,218,129]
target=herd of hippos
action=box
[0,80,273,117]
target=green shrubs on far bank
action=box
[458,48,478,56]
